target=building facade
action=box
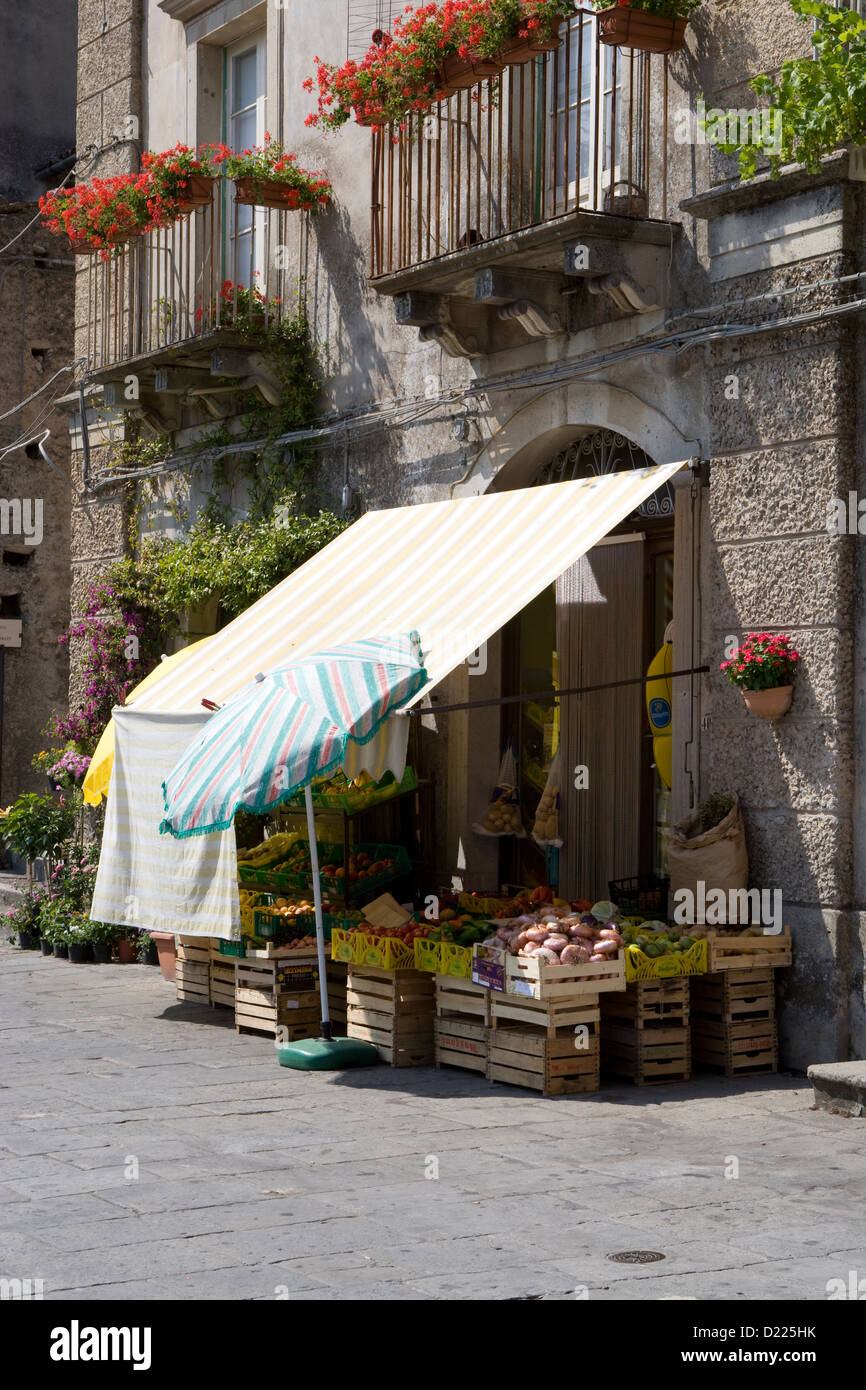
[65,0,866,1068]
[0,1,77,812]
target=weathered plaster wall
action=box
[0,212,75,805]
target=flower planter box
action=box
[68,232,139,255]
[175,174,215,212]
[354,108,390,127]
[502,15,566,67]
[596,6,688,55]
[234,176,301,210]
[437,51,503,96]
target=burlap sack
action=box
[667,794,749,907]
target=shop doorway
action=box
[499,431,674,900]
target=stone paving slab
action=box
[2,945,865,1300]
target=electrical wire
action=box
[82,273,866,490]
[0,358,88,426]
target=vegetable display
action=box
[489,898,626,963]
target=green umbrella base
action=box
[277,1036,381,1071]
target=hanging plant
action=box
[39,173,176,258]
[222,135,333,209]
[590,0,703,55]
[720,632,800,721]
[304,0,577,132]
[141,142,221,211]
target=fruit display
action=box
[423,913,491,949]
[488,899,626,965]
[620,922,698,957]
[532,783,559,843]
[237,831,300,869]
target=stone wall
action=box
[0,210,75,805]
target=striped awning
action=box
[130,465,685,714]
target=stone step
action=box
[808,1061,866,1118]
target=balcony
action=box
[81,183,295,432]
[369,13,677,354]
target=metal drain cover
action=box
[607,1250,666,1264]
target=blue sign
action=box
[649,696,671,731]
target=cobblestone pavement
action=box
[1,945,864,1301]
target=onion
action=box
[520,942,540,956]
[534,947,560,965]
[525,926,548,944]
[592,939,619,955]
[496,925,513,942]
[589,952,605,961]
[560,943,590,965]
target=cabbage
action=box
[591,900,620,923]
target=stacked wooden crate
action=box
[346,965,434,1066]
[601,977,691,1086]
[209,947,236,1010]
[326,958,348,1032]
[690,967,777,1077]
[488,985,601,1097]
[234,953,324,1041]
[175,936,211,1005]
[434,975,491,1075]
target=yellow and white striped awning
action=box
[131,465,685,714]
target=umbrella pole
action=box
[305,784,332,1041]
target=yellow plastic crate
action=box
[458,891,514,917]
[414,938,442,973]
[352,933,416,971]
[331,927,357,964]
[439,941,472,980]
[624,934,708,983]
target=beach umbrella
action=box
[160,632,428,1067]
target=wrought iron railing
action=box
[82,180,300,373]
[370,13,671,278]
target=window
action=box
[223,31,266,287]
[548,15,638,210]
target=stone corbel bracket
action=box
[564,236,669,314]
[394,291,483,358]
[475,268,564,338]
[210,348,281,406]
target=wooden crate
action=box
[706,927,792,972]
[177,935,212,966]
[347,965,434,1067]
[175,957,209,1005]
[601,977,689,1028]
[505,952,626,1001]
[691,969,777,1077]
[209,951,236,1010]
[434,976,490,1073]
[488,1023,600,1097]
[601,1021,691,1086]
[491,990,600,1038]
[234,952,324,1037]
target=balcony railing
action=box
[370,13,670,279]
[82,181,297,374]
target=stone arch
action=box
[453,379,701,495]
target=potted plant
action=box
[0,792,76,878]
[66,914,95,964]
[117,933,138,963]
[39,169,181,260]
[223,135,332,210]
[89,920,119,964]
[142,143,219,212]
[591,0,703,55]
[3,882,46,950]
[721,632,800,721]
[304,0,576,129]
[137,930,160,966]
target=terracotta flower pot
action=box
[596,6,688,55]
[151,931,177,982]
[174,174,215,212]
[741,685,793,721]
[354,108,390,127]
[116,937,137,963]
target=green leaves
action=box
[729,0,866,177]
